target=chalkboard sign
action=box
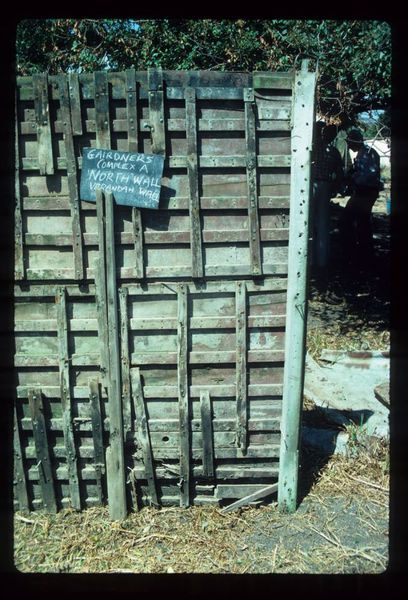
[80,148,164,209]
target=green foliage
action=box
[16,18,391,124]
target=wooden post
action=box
[104,191,127,520]
[88,380,105,504]
[177,284,190,507]
[15,96,24,280]
[14,405,29,511]
[28,389,57,513]
[32,73,54,175]
[278,61,316,513]
[235,281,248,454]
[200,390,214,478]
[56,74,84,280]
[56,286,81,510]
[244,87,262,276]
[185,87,204,278]
[119,287,132,436]
[130,368,159,507]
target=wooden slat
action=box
[244,88,262,276]
[88,380,105,504]
[278,61,316,513]
[185,87,203,278]
[132,207,144,279]
[32,73,54,174]
[125,69,144,279]
[68,73,83,135]
[95,190,109,388]
[56,74,84,280]
[148,67,166,155]
[126,69,139,152]
[94,71,111,149]
[56,286,81,510]
[177,283,190,507]
[200,390,214,478]
[15,98,24,280]
[219,483,279,512]
[28,388,57,513]
[119,287,132,436]
[13,405,30,511]
[104,191,127,520]
[23,227,290,247]
[130,368,159,507]
[236,281,248,454]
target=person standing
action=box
[340,128,382,268]
[311,122,344,292]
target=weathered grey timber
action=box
[104,192,127,520]
[32,73,54,175]
[88,380,105,504]
[200,390,215,478]
[130,368,159,507]
[278,61,316,513]
[14,406,29,511]
[28,389,57,513]
[56,286,81,510]
[14,64,315,514]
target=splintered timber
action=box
[80,148,164,209]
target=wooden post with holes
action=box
[278,61,316,513]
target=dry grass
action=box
[14,431,389,575]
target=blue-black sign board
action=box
[80,148,164,209]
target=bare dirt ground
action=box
[12,192,392,578]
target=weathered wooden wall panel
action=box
[14,67,315,513]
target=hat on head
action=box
[346,128,364,143]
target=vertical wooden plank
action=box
[126,69,139,152]
[235,281,248,454]
[278,61,316,513]
[104,191,127,520]
[56,286,81,510]
[94,71,111,149]
[95,189,109,389]
[126,69,144,279]
[28,388,57,513]
[14,405,30,511]
[33,73,54,175]
[56,74,84,280]
[132,208,144,280]
[68,73,83,135]
[244,87,262,276]
[200,390,214,479]
[148,68,166,155]
[177,283,190,507]
[89,380,105,505]
[130,368,159,507]
[185,87,204,279]
[119,287,132,436]
[15,97,24,280]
